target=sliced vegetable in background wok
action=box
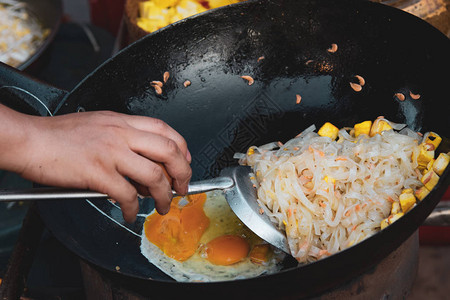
[0,0,449,298]
[0,0,61,71]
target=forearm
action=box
[0,103,37,174]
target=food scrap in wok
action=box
[327,43,338,53]
[240,75,254,86]
[409,91,421,100]
[236,117,448,263]
[150,72,171,95]
[394,92,406,101]
[349,75,365,92]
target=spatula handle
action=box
[182,177,234,196]
[0,177,235,202]
[0,188,108,201]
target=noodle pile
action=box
[237,120,423,263]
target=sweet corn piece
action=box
[323,176,335,184]
[139,1,157,18]
[137,0,207,33]
[415,186,430,201]
[369,119,392,137]
[426,159,435,171]
[417,144,435,170]
[401,188,414,194]
[151,0,179,7]
[318,122,339,140]
[424,132,442,150]
[380,218,389,230]
[209,0,241,8]
[391,202,401,215]
[175,0,207,19]
[433,153,449,176]
[399,192,416,213]
[137,17,165,32]
[388,212,404,224]
[354,120,372,137]
[421,170,440,191]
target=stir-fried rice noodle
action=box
[238,122,422,263]
[0,0,48,67]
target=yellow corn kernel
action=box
[433,153,449,176]
[354,120,372,137]
[421,170,440,191]
[415,186,430,201]
[426,159,435,171]
[323,176,335,184]
[391,202,401,215]
[247,147,255,156]
[136,18,158,32]
[318,122,339,140]
[401,188,414,194]
[176,0,207,18]
[417,144,435,170]
[151,0,179,7]
[388,212,404,224]
[369,119,392,137]
[399,192,416,213]
[380,218,389,230]
[170,13,184,23]
[424,132,442,150]
[139,1,156,18]
[208,0,240,8]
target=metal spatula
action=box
[0,165,290,254]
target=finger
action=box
[116,152,173,215]
[101,174,139,223]
[122,116,191,162]
[127,132,192,195]
[130,179,151,197]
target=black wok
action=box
[0,0,449,298]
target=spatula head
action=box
[220,166,291,254]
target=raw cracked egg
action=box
[140,190,285,282]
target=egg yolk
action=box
[144,193,210,261]
[205,235,250,265]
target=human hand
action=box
[2,107,192,223]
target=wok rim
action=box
[34,0,450,293]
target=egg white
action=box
[140,190,285,282]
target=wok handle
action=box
[0,177,235,201]
[0,62,67,116]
